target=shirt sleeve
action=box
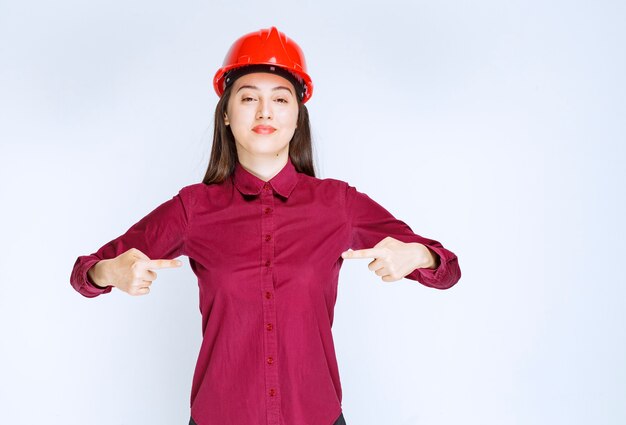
[69,188,190,298]
[345,183,461,290]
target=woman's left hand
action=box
[341,236,439,282]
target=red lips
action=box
[252,125,276,134]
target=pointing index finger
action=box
[143,259,183,270]
[341,248,385,259]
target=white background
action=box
[1,1,624,424]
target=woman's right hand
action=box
[88,248,182,296]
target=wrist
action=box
[88,259,113,289]
[425,247,440,269]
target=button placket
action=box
[260,183,280,425]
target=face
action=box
[224,72,299,160]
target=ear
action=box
[223,112,229,126]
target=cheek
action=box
[228,117,251,141]
[277,108,299,128]
[229,109,253,128]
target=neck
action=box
[237,153,289,182]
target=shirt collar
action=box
[232,156,300,198]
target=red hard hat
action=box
[213,26,314,103]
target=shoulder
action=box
[178,182,206,201]
[298,173,352,191]
[179,180,233,195]
[296,174,357,207]
[179,181,212,194]
[175,180,230,210]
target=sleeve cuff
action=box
[405,244,455,289]
[73,257,113,297]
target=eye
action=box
[275,98,288,103]
[242,96,256,102]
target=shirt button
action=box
[265,234,271,241]
[263,183,270,190]
[269,388,276,397]
[267,356,274,364]
[264,207,272,214]
[266,323,273,331]
[265,260,271,267]
[265,291,272,299]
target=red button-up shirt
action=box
[70,156,461,425]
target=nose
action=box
[256,98,272,120]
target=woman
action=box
[70,26,461,425]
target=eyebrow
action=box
[236,85,293,95]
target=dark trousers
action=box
[189,411,346,425]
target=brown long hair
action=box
[202,81,316,185]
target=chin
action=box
[252,138,289,148]
[237,137,290,153]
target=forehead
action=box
[233,72,295,91]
